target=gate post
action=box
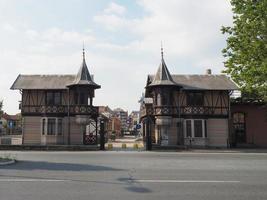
[100,119,105,150]
[146,116,152,151]
[144,98,153,151]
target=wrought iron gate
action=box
[83,119,97,145]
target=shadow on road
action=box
[124,186,152,193]
[117,177,152,193]
[0,160,123,172]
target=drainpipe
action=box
[228,91,232,148]
[67,88,70,145]
[20,89,24,145]
[179,89,183,145]
[21,117,24,145]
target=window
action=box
[157,93,161,106]
[46,92,54,105]
[161,94,166,105]
[41,118,63,136]
[54,92,61,105]
[233,113,245,124]
[74,92,88,105]
[74,92,79,104]
[186,120,192,137]
[46,92,61,105]
[187,92,204,106]
[57,119,63,135]
[80,93,85,104]
[42,119,46,135]
[185,119,206,138]
[47,119,56,135]
[194,120,203,137]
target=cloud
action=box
[0,0,234,114]
[93,0,232,59]
[93,2,132,32]
[2,23,17,33]
[90,0,233,84]
[104,2,126,15]
[93,14,128,31]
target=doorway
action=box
[233,112,246,145]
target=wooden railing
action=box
[140,105,229,118]
[21,105,99,116]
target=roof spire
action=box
[147,43,177,88]
[82,42,85,60]
[67,46,101,89]
[161,41,164,60]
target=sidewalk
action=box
[185,148,267,153]
[106,135,144,151]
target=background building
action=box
[128,111,140,135]
[113,108,128,134]
[0,113,21,135]
[99,106,121,138]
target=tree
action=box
[0,100,3,117]
[222,0,267,101]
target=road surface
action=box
[0,151,267,200]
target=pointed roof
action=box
[147,47,177,88]
[68,49,100,89]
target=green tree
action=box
[0,100,3,117]
[222,0,267,100]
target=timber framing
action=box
[10,49,101,146]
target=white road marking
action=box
[134,180,240,183]
[0,179,69,182]
[0,178,240,183]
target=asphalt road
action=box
[0,151,267,200]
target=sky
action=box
[0,0,233,114]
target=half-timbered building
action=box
[140,50,238,148]
[10,50,101,145]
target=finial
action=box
[82,42,85,60]
[161,41,164,60]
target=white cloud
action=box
[94,2,130,31]
[104,2,126,15]
[0,0,234,114]
[93,14,128,31]
[1,23,17,33]
[94,0,232,59]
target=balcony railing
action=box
[21,105,99,116]
[140,105,228,118]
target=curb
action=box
[0,159,16,166]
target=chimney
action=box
[206,69,212,75]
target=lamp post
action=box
[144,98,153,151]
[99,117,105,150]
